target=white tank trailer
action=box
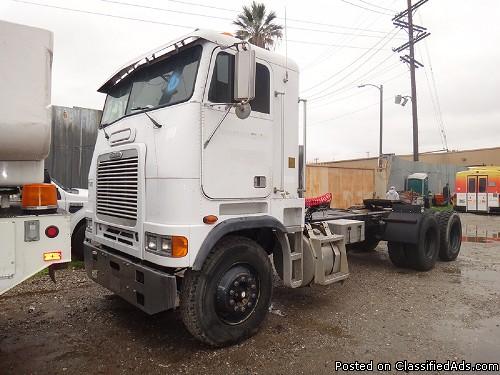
[0,21,71,295]
[84,30,463,346]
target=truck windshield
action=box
[101,45,202,127]
[407,179,423,194]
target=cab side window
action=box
[208,52,270,114]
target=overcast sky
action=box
[1,0,499,161]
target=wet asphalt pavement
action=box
[0,213,499,374]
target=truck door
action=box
[201,49,273,199]
[466,176,477,211]
[477,176,488,212]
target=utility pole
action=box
[407,0,419,162]
[393,0,430,161]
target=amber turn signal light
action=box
[22,184,58,210]
[203,215,218,224]
[172,236,188,258]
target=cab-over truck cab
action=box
[85,30,328,346]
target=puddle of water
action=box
[463,268,500,284]
[461,224,500,243]
[434,317,500,364]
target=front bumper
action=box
[84,242,177,314]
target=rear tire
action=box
[406,213,440,271]
[436,211,462,261]
[180,236,273,347]
[71,223,86,261]
[387,241,409,268]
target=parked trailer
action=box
[455,166,500,213]
[0,21,71,295]
[84,30,462,346]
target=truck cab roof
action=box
[98,29,299,93]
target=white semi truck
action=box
[0,21,71,295]
[84,30,462,346]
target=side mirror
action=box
[234,46,256,102]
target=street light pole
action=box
[379,85,383,161]
[358,83,383,167]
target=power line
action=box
[310,63,407,103]
[288,39,391,50]
[309,61,405,107]
[301,28,398,94]
[300,0,400,73]
[12,0,392,42]
[310,67,407,108]
[99,0,397,39]
[165,0,393,34]
[301,10,385,72]
[101,0,232,21]
[306,29,401,99]
[339,0,393,15]
[310,97,392,126]
[10,0,195,29]
[418,14,448,151]
[356,0,396,12]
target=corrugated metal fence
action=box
[388,157,467,194]
[45,106,100,188]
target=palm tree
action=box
[233,2,283,50]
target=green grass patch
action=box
[70,260,85,269]
[430,204,454,212]
[36,260,84,276]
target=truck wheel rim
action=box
[215,264,260,325]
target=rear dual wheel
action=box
[436,211,462,261]
[388,213,440,271]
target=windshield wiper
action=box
[144,112,163,128]
[130,105,153,112]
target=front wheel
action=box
[180,236,273,347]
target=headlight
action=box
[146,233,158,251]
[145,233,187,257]
[86,218,93,232]
[160,237,172,252]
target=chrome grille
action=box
[96,149,138,225]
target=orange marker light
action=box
[203,215,218,224]
[22,184,58,210]
[43,251,62,261]
[171,236,188,258]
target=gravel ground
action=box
[1,213,499,374]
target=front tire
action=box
[180,236,273,347]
